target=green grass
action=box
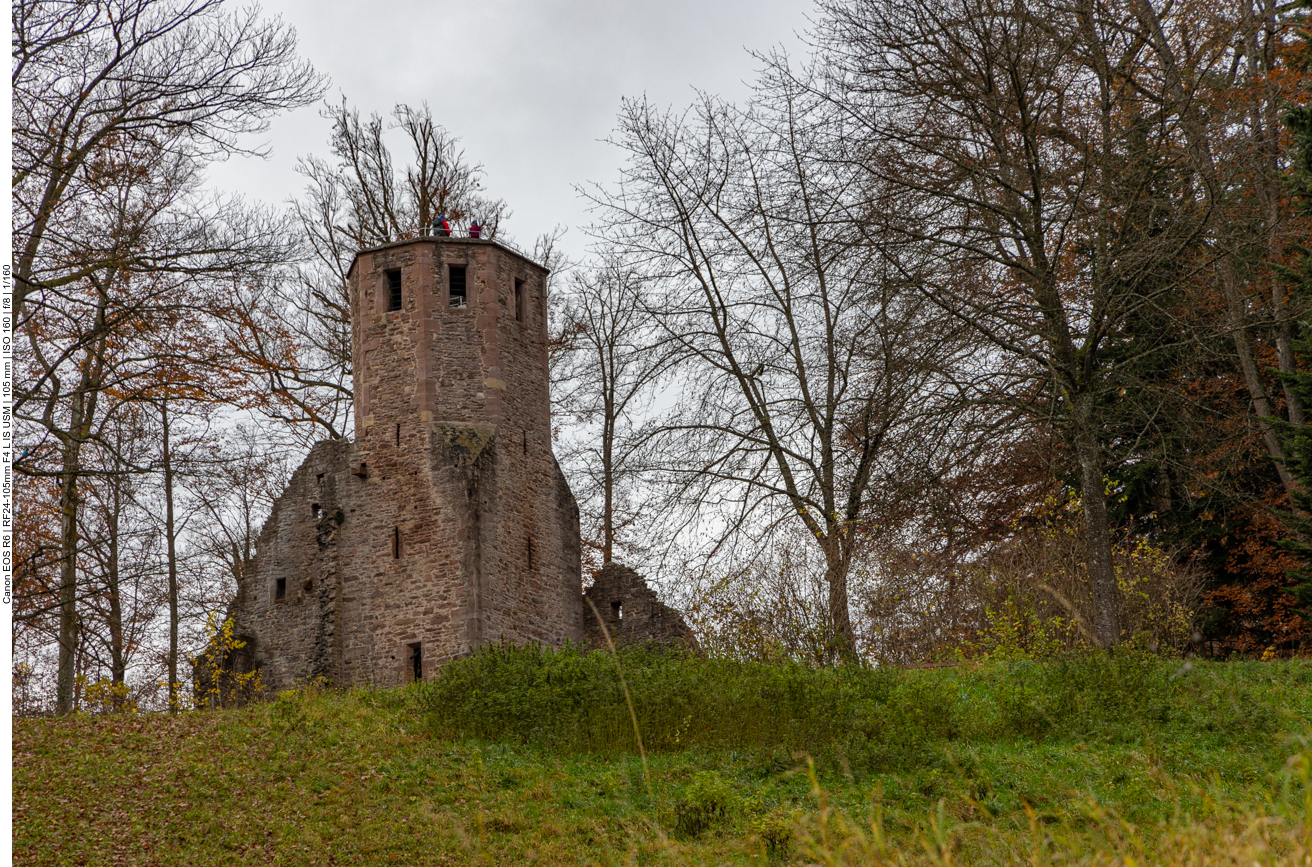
[14,651,1312,865]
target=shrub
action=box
[960,495,1202,660]
[192,614,263,709]
[420,643,1292,775]
[753,807,797,854]
[419,643,951,773]
[673,771,735,837]
[78,677,137,714]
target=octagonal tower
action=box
[230,235,583,691]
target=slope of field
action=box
[14,652,1312,865]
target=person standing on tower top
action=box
[433,214,450,237]
[469,220,482,239]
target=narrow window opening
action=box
[612,600,624,620]
[448,265,467,308]
[275,578,286,601]
[408,642,423,683]
[316,472,325,485]
[312,502,321,519]
[395,423,401,446]
[527,536,534,570]
[514,277,525,322]
[386,269,402,311]
[393,526,401,559]
[522,430,527,455]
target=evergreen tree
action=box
[1276,2,1312,617]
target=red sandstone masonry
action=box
[226,236,688,695]
[583,563,699,650]
[232,238,582,692]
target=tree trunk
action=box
[107,482,125,685]
[1073,394,1121,647]
[602,404,615,564]
[54,401,85,715]
[1255,0,1304,428]
[1219,258,1297,495]
[49,286,111,714]
[823,539,858,663]
[162,402,181,713]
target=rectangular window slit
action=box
[514,277,525,322]
[393,526,400,559]
[275,578,286,600]
[527,536,534,571]
[522,430,527,455]
[312,502,321,518]
[613,600,624,620]
[396,423,401,446]
[386,269,402,311]
[449,265,467,308]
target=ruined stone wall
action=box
[231,439,351,693]
[231,237,583,693]
[583,563,697,649]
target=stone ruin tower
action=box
[228,234,584,691]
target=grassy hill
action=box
[14,649,1312,865]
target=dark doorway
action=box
[408,642,423,682]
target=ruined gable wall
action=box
[232,439,350,694]
[583,563,697,649]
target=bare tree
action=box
[590,71,969,661]
[12,0,324,712]
[80,404,163,689]
[814,0,1248,646]
[189,425,293,599]
[12,0,324,322]
[552,254,682,567]
[301,101,509,248]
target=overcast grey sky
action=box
[207,0,816,262]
